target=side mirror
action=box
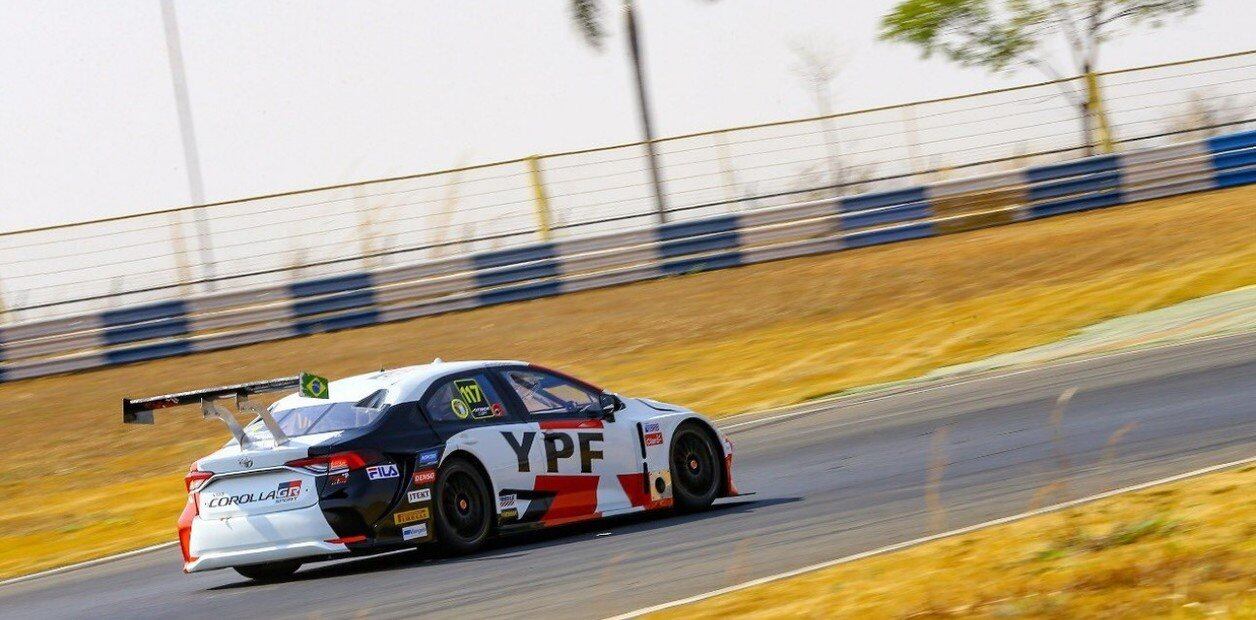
[597,393,622,422]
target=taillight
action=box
[285,450,372,475]
[185,469,213,493]
[180,467,209,570]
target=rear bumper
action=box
[185,540,349,573]
[185,503,348,573]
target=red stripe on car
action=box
[538,419,603,430]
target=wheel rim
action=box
[672,431,717,497]
[441,470,486,540]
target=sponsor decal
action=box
[276,479,302,503]
[418,449,440,466]
[204,479,302,508]
[499,508,519,520]
[407,488,432,504]
[413,469,436,485]
[299,371,330,399]
[366,464,400,480]
[451,398,470,419]
[643,422,664,446]
[501,431,604,473]
[394,507,430,525]
[499,493,517,509]
[454,378,496,419]
[237,457,254,469]
[401,523,429,541]
[491,402,505,417]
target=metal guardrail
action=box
[2,50,1252,322]
[0,129,1252,383]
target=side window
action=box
[423,374,508,424]
[503,369,599,417]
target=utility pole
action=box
[622,0,670,223]
[161,0,218,290]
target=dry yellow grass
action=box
[0,186,1253,579]
[650,463,1256,619]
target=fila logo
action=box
[501,431,604,473]
[366,464,399,480]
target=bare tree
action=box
[1165,90,1254,142]
[788,37,848,196]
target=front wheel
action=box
[433,458,493,553]
[233,560,301,582]
[670,422,722,511]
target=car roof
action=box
[270,359,525,410]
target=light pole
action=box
[160,0,218,290]
[622,0,670,224]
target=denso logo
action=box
[501,431,604,473]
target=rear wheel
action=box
[670,422,722,511]
[433,458,493,553]
[233,560,301,582]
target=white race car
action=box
[124,360,739,581]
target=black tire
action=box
[433,457,493,553]
[233,560,301,582]
[670,422,722,511]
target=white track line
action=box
[0,542,176,588]
[604,455,1256,620]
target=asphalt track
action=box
[2,333,1253,619]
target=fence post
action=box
[432,166,464,258]
[712,131,742,208]
[1085,70,1115,154]
[527,156,553,241]
[0,278,9,325]
[169,212,193,296]
[355,183,381,271]
[901,103,924,183]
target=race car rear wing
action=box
[122,372,329,449]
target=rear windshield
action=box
[245,402,386,438]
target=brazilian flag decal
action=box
[300,372,330,399]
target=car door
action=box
[495,366,640,522]
[419,370,532,523]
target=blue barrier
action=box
[844,222,935,248]
[841,187,927,212]
[2,130,1252,382]
[1025,154,1120,183]
[291,273,374,298]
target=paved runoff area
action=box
[0,330,1251,619]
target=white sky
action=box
[1,0,1251,232]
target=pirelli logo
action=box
[394,508,430,525]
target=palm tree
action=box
[568,0,671,222]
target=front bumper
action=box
[185,503,349,573]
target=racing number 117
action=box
[458,381,483,403]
